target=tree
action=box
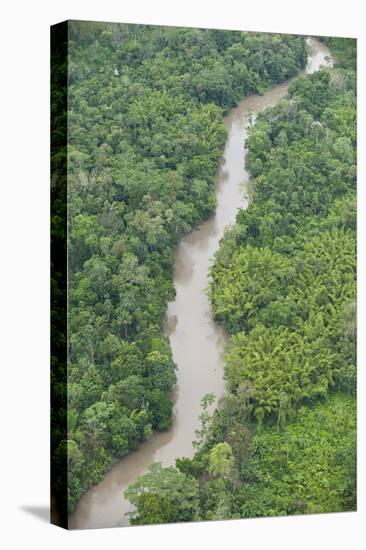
[125,463,200,523]
[209,442,235,479]
[193,392,215,448]
[130,493,179,525]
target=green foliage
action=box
[210,56,357,423]
[209,442,235,478]
[211,246,292,333]
[128,493,179,525]
[65,21,307,512]
[168,393,356,521]
[125,462,201,524]
[320,36,357,70]
[239,395,356,516]
[214,229,356,422]
[193,392,216,448]
[131,38,357,525]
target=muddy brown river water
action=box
[69,37,333,529]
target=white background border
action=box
[0,1,364,548]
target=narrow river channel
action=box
[69,37,333,529]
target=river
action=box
[69,36,333,529]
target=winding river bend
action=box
[69,37,333,530]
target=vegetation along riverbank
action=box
[125,36,356,524]
[64,23,309,514]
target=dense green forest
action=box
[65,22,308,512]
[126,37,357,523]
